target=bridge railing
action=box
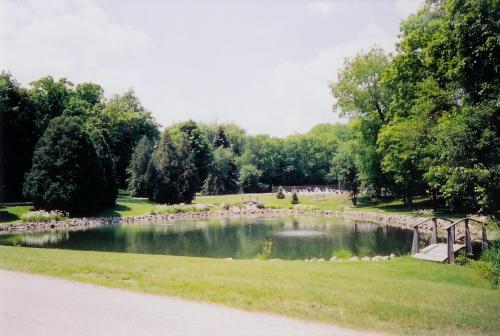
[411,217,488,263]
[443,218,488,263]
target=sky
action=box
[0,0,422,136]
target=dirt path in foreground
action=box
[0,270,383,336]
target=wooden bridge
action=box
[411,217,488,263]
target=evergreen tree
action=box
[89,128,118,207]
[177,121,212,189]
[127,136,154,197]
[148,129,179,204]
[202,147,239,195]
[23,116,105,214]
[213,126,230,148]
[177,135,200,203]
[239,164,262,193]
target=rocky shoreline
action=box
[0,208,485,239]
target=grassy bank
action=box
[0,246,498,335]
[1,192,460,224]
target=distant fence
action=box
[271,185,341,193]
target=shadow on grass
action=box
[97,204,132,218]
[0,211,19,223]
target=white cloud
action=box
[0,0,148,94]
[263,25,397,135]
[306,1,335,15]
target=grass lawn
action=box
[0,246,498,335]
[1,191,470,224]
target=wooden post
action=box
[482,226,488,252]
[464,218,473,256]
[431,218,438,245]
[447,227,454,264]
[451,225,456,244]
[411,226,419,255]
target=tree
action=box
[276,186,285,199]
[213,126,230,148]
[329,48,391,196]
[202,147,239,195]
[23,116,106,214]
[127,136,154,197]
[89,128,118,207]
[290,190,299,204]
[377,118,427,207]
[147,129,179,204]
[239,164,262,193]
[177,135,200,203]
[100,90,159,187]
[331,142,360,206]
[0,72,36,201]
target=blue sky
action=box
[0,0,421,136]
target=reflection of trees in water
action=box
[2,218,415,259]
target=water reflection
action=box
[0,217,415,259]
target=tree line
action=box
[0,74,351,213]
[1,0,497,215]
[329,0,499,213]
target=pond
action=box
[0,217,416,260]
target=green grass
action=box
[0,246,498,335]
[0,192,468,224]
[0,205,33,223]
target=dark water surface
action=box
[0,217,415,259]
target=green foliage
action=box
[23,116,111,215]
[21,210,69,222]
[127,136,154,197]
[202,147,239,195]
[100,90,160,188]
[89,129,118,207]
[276,186,285,199]
[255,238,273,260]
[150,203,210,215]
[238,164,263,193]
[212,126,230,148]
[332,248,353,259]
[331,142,359,206]
[290,190,299,204]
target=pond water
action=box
[0,217,416,259]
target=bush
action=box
[256,202,265,209]
[290,190,299,204]
[292,204,319,211]
[221,203,230,210]
[332,248,353,259]
[150,203,210,215]
[21,210,68,222]
[276,186,285,199]
[256,238,273,260]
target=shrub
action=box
[333,248,353,259]
[290,190,299,204]
[21,210,68,222]
[293,204,319,211]
[221,203,230,210]
[276,186,285,199]
[150,203,210,215]
[256,202,265,209]
[256,238,273,260]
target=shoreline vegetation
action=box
[0,202,488,240]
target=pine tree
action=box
[177,135,199,203]
[23,116,105,214]
[213,126,230,148]
[148,129,179,204]
[127,136,154,197]
[89,129,118,207]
